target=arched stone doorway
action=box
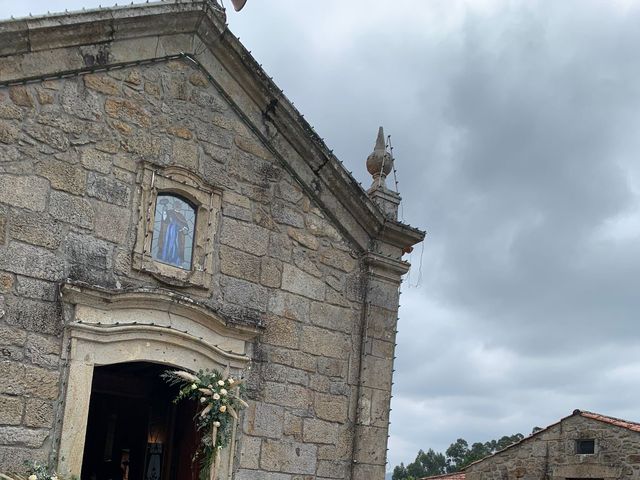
[56,283,260,479]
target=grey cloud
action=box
[2,0,640,473]
[229,0,640,470]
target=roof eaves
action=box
[193,6,425,250]
[577,410,640,433]
[0,1,211,58]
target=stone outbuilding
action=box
[425,410,640,480]
[0,1,424,479]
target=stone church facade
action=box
[0,2,424,479]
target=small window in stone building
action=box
[151,194,196,270]
[576,439,595,454]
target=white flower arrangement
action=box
[162,367,248,480]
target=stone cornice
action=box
[379,219,426,251]
[0,0,425,253]
[0,1,211,57]
[365,251,410,282]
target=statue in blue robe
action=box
[154,197,191,268]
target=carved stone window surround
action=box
[133,162,222,289]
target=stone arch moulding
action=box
[55,282,260,478]
[132,162,223,289]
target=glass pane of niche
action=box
[151,194,196,270]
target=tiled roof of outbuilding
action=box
[577,410,640,433]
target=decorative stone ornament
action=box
[231,0,248,11]
[132,162,221,289]
[366,127,402,220]
[366,126,393,189]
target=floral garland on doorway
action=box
[162,367,248,480]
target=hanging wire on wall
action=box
[385,134,425,288]
[386,135,404,223]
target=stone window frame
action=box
[575,438,596,455]
[132,163,221,289]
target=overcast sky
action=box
[3,0,640,473]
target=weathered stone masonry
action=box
[465,412,640,480]
[0,2,424,479]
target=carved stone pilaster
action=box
[352,249,410,478]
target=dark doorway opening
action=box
[80,362,199,480]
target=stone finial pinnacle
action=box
[366,126,401,219]
[375,126,386,152]
[366,126,393,189]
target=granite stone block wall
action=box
[0,56,402,478]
